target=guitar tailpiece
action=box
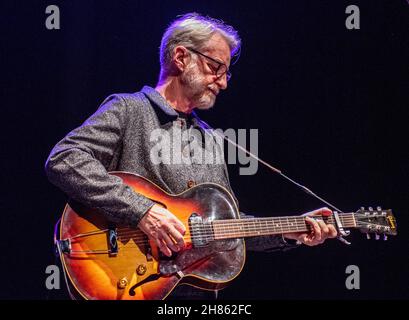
[56,239,71,254]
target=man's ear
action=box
[172,46,190,73]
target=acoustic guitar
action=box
[55,171,397,300]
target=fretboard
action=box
[211,213,356,240]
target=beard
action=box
[180,62,217,110]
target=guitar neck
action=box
[211,213,357,240]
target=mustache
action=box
[207,85,219,96]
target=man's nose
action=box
[215,74,228,90]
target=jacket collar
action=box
[141,85,206,131]
[141,85,179,119]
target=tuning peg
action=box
[366,233,371,240]
[377,206,382,211]
[383,235,388,241]
[375,234,380,240]
[369,207,373,211]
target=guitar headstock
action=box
[356,207,397,240]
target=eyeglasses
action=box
[187,48,232,81]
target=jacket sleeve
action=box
[240,212,301,252]
[44,94,155,227]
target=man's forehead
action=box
[202,33,231,66]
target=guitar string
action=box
[65,220,386,254]
[67,219,364,244]
[115,222,384,250]
[65,216,384,246]
[113,216,358,239]
[69,221,344,244]
[111,220,355,240]
[119,221,380,245]
[112,213,382,238]
[118,221,365,244]
[68,221,377,250]
[116,216,355,233]
[112,213,357,233]
[67,222,387,255]
[66,217,374,245]
[73,218,355,243]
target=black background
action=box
[1,0,408,300]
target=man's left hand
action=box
[284,207,338,246]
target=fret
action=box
[212,213,357,240]
[278,217,283,234]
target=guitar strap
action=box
[191,113,352,245]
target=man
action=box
[45,13,337,299]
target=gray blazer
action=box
[45,86,297,252]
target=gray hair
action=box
[159,13,241,79]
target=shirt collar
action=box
[141,85,179,119]
[141,85,205,130]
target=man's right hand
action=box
[138,204,186,257]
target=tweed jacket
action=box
[45,86,297,252]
